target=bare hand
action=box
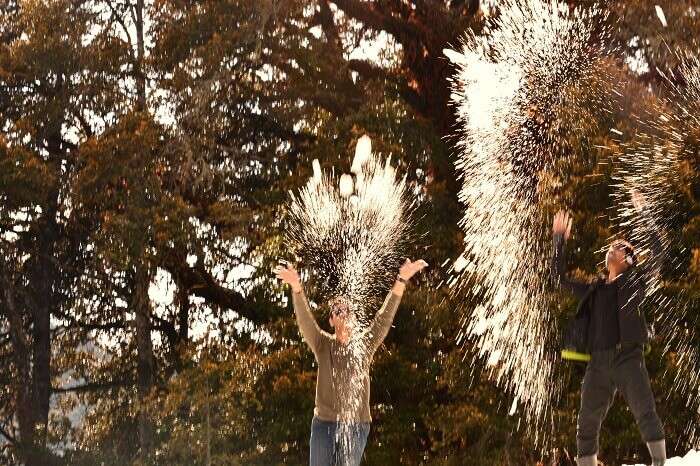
[553,210,572,241]
[630,189,648,212]
[274,263,302,293]
[398,258,429,281]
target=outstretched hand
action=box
[274,262,302,293]
[553,210,572,241]
[398,258,429,281]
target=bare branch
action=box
[52,377,131,394]
[104,0,136,64]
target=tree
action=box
[0,1,126,462]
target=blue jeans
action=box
[310,417,370,466]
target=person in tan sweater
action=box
[274,258,428,466]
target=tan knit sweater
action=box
[291,288,402,423]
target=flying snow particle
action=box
[655,5,668,28]
[445,0,618,440]
[285,135,417,323]
[612,51,700,449]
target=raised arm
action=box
[291,288,325,355]
[275,264,325,355]
[366,288,402,352]
[552,211,589,300]
[366,258,428,352]
[631,190,665,286]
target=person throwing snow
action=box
[275,258,428,466]
[552,190,666,466]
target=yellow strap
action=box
[561,349,591,362]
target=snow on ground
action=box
[624,450,700,465]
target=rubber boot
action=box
[576,454,597,466]
[647,439,666,466]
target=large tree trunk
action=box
[177,282,189,343]
[132,1,156,459]
[0,267,33,458]
[133,264,155,458]
[0,203,60,465]
[135,0,146,113]
[29,194,60,456]
[162,280,190,381]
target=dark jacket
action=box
[552,229,664,352]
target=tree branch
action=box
[161,255,262,324]
[347,58,429,115]
[330,0,424,46]
[52,377,132,394]
[313,0,342,50]
[51,307,127,332]
[105,0,136,65]
[0,424,15,444]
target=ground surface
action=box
[624,450,700,465]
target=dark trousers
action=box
[310,417,370,466]
[577,343,664,457]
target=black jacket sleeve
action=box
[552,233,589,300]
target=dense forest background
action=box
[0,1,698,465]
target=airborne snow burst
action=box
[444,0,618,437]
[612,51,700,449]
[285,136,417,316]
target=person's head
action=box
[605,238,637,274]
[327,296,355,336]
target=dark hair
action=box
[327,295,351,316]
[610,239,637,266]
